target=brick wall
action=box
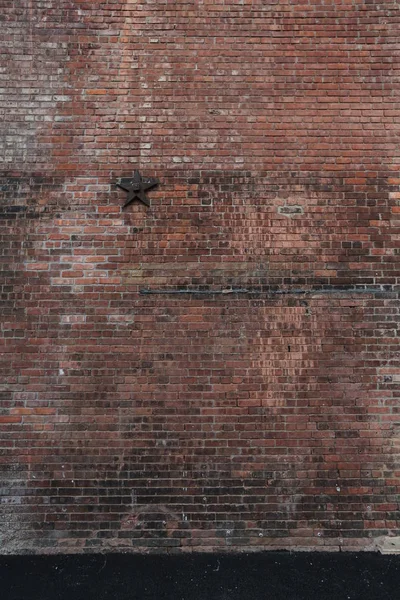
[1,0,399,553]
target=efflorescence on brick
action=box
[0,1,399,554]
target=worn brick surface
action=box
[0,1,399,553]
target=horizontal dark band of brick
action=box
[140,285,398,297]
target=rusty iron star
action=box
[116,170,159,208]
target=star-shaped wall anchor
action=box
[116,170,159,208]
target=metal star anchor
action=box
[116,170,159,208]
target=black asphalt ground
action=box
[1,551,400,600]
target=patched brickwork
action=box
[1,1,399,553]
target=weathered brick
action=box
[0,0,399,555]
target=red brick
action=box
[1,0,399,555]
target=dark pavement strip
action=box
[1,551,399,600]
